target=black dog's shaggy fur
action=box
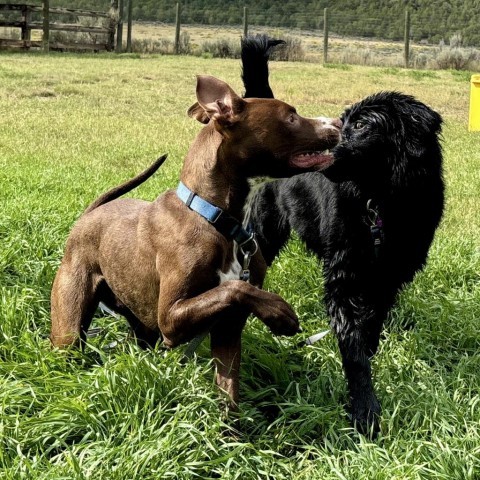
[241,36,445,434]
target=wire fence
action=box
[131,4,480,47]
[2,1,478,46]
[126,5,479,70]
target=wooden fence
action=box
[0,1,119,51]
[1,3,418,65]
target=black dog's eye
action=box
[353,121,365,130]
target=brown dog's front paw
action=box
[254,295,300,336]
[266,316,301,336]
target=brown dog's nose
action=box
[332,118,343,130]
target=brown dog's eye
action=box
[288,114,296,123]
[354,121,365,129]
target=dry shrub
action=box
[434,48,478,70]
[130,32,190,54]
[413,52,429,69]
[271,36,305,62]
[131,38,173,54]
[431,33,479,70]
[197,38,241,58]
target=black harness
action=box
[365,199,385,259]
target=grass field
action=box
[0,52,479,479]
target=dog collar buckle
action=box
[240,251,251,282]
[238,236,258,282]
[209,208,223,224]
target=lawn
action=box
[0,52,479,479]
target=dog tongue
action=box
[290,152,334,170]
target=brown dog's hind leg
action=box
[125,314,161,348]
[50,263,100,348]
[98,284,161,349]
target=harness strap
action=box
[366,199,384,259]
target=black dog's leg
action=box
[336,329,381,436]
[248,182,291,266]
[363,284,399,357]
[363,319,384,358]
[324,262,382,435]
[331,308,381,434]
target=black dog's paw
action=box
[349,396,381,438]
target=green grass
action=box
[0,51,479,479]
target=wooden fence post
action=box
[42,0,49,52]
[126,0,133,53]
[21,5,31,45]
[116,0,124,52]
[174,3,181,54]
[404,9,410,68]
[323,7,329,64]
[243,6,248,37]
[108,0,118,51]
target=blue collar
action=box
[176,181,254,248]
[177,181,222,223]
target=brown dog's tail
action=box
[83,154,168,215]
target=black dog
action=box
[241,36,445,434]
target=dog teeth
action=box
[298,151,332,158]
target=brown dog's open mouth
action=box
[289,150,334,170]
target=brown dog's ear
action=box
[187,102,210,124]
[194,75,245,127]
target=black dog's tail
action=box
[241,35,284,98]
[83,154,167,215]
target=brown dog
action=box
[50,75,341,406]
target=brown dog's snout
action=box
[331,118,343,130]
[316,116,343,130]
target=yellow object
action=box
[469,74,480,131]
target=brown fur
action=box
[50,75,341,406]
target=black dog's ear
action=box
[425,108,443,134]
[413,104,442,134]
[402,103,443,158]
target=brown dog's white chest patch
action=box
[217,256,242,284]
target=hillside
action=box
[30,1,480,45]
